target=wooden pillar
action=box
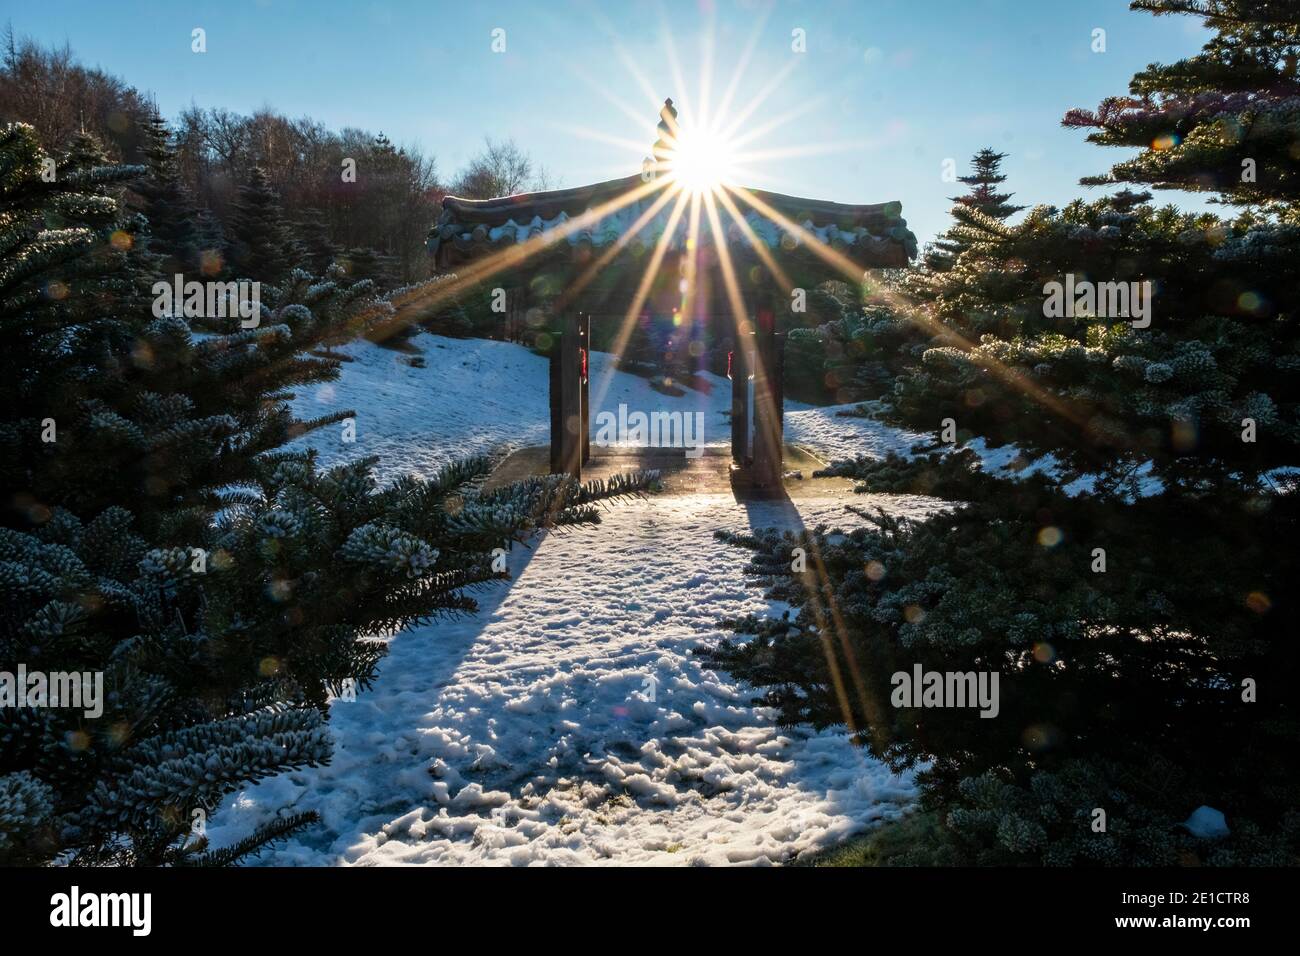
[580,313,591,465]
[730,333,751,464]
[548,325,563,473]
[550,313,583,478]
[750,309,783,490]
[776,328,786,438]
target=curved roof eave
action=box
[430,175,917,272]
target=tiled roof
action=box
[429,174,916,271]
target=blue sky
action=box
[11,0,1212,244]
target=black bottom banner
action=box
[1,865,1282,943]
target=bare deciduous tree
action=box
[451,137,552,199]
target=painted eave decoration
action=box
[429,174,917,271]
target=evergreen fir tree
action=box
[227,166,293,286]
[709,2,1300,865]
[132,112,200,276]
[0,121,331,865]
[955,148,1024,219]
[293,206,339,275]
[59,128,111,176]
[1068,0,1300,207]
[922,148,1024,274]
[339,245,396,290]
[0,122,657,865]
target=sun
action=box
[665,124,738,194]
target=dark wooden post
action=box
[548,325,563,474]
[730,332,751,464]
[775,328,786,439]
[551,313,582,478]
[580,313,591,465]
[750,309,783,490]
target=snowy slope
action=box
[210,333,934,865]
[288,333,930,484]
[785,403,929,463]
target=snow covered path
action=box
[213,492,926,865]
[209,333,934,865]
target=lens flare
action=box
[666,124,738,194]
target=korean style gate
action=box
[429,99,916,492]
